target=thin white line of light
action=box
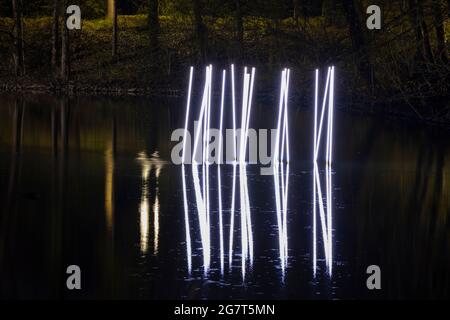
[243,68,255,264]
[205,64,212,256]
[314,67,331,161]
[192,66,210,164]
[282,69,290,262]
[274,69,286,164]
[313,69,318,276]
[239,69,249,163]
[243,67,256,157]
[192,163,210,273]
[229,64,237,267]
[218,69,226,275]
[240,68,249,278]
[314,163,329,263]
[182,66,194,164]
[181,165,192,274]
[327,66,335,274]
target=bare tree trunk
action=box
[409,0,434,64]
[432,0,448,63]
[51,0,60,71]
[192,0,207,63]
[107,0,114,19]
[293,0,300,21]
[61,0,69,81]
[419,1,434,64]
[112,0,118,57]
[341,0,373,90]
[234,0,243,62]
[11,0,24,76]
[148,0,159,50]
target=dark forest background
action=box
[0,0,449,124]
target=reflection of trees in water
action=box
[1,97,25,285]
[353,126,450,298]
[0,95,174,158]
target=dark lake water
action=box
[0,93,449,299]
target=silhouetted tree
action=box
[341,0,374,90]
[234,0,243,61]
[192,0,207,63]
[61,0,69,80]
[107,0,114,19]
[51,0,60,72]
[408,0,434,64]
[11,0,24,76]
[111,0,118,57]
[432,0,448,63]
[148,0,159,50]
[293,0,300,21]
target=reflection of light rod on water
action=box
[139,162,150,255]
[182,165,192,274]
[153,167,160,256]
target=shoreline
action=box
[0,80,182,97]
[2,80,450,130]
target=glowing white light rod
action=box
[182,66,194,164]
[327,66,334,274]
[239,69,249,163]
[325,66,331,271]
[279,68,290,268]
[229,64,237,267]
[243,68,255,264]
[282,69,290,261]
[205,64,212,254]
[312,66,335,275]
[280,70,287,211]
[280,68,290,164]
[273,68,290,279]
[314,67,331,160]
[192,66,210,164]
[243,67,256,157]
[218,69,226,274]
[274,69,286,164]
[313,69,319,276]
[329,66,335,166]
[231,64,237,162]
[240,68,249,276]
[190,65,211,273]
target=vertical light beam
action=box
[182,66,194,164]
[218,69,226,275]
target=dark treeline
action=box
[0,0,449,124]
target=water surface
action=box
[0,93,449,299]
